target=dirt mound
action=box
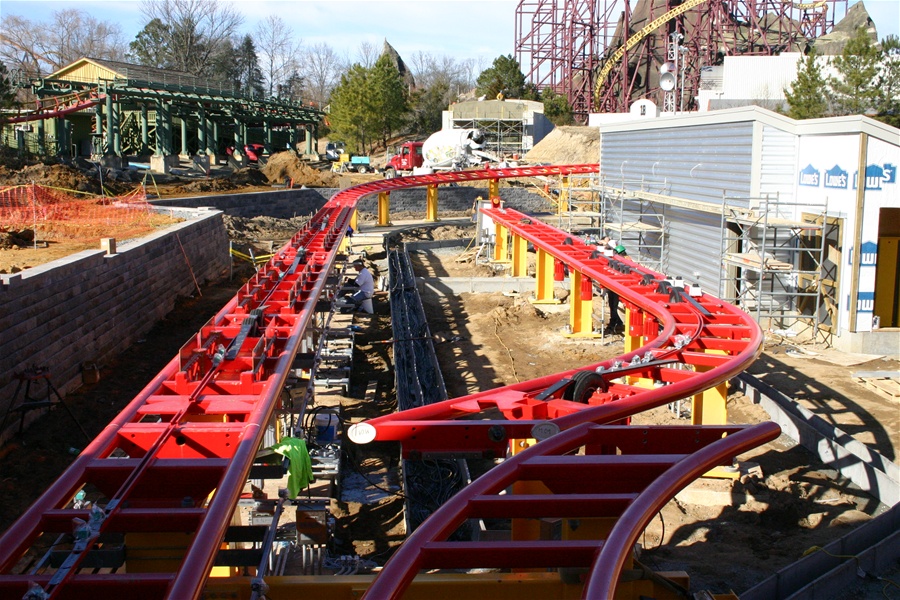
[0,163,103,194]
[223,214,311,248]
[525,126,600,165]
[262,152,341,187]
[0,229,35,249]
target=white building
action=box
[595,106,899,354]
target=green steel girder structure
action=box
[25,75,324,158]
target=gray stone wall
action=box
[152,186,551,220]
[0,209,230,442]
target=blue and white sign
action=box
[799,164,820,187]
[856,291,874,313]
[883,163,896,184]
[823,165,848,189]
[853,164,885,190]
[860,241,878,266]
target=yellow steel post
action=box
[488,178,500,199]
[494,222,510,263]
[692,349,735,479]
[533,248,559,304]
[377,191,391,226]
[557,175,570,215]
[692,350,728,425]
[511,233,528,277]
[350,209,358,232]
[509,438,547,561]
[567,269,596,338]
[623,305,642,354]
[426,184,439,222]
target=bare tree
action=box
[409,51,474,95]
[255,15,303,98]
[355,40,379,69]
[302,42,342,107]
[139,0,243,76]
[1,10,125,76]
[50,10,126,67]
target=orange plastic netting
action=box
[0,184,155,242]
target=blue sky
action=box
[5,0,899,67]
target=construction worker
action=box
[599,238,626,332]
[337,259,375,314]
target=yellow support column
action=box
[693,349,735,478]
[349,209,358,232]
[623,305,642,354]
[509,438,548,562]
[425,184,439,222]
[377,191,391,226]
[692,350,728,425]
[567,269,597,338]
[511,233,527,277]
[488,178,500,199]
[557,175,570,214]
[493,222,510,263]
[533,248,559,304]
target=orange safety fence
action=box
[0,184,156,242]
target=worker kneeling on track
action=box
[336,259,375,314]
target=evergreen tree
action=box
[874,35,900,127]
[0,63,18,111]
[370,53,409,148]
[128,18,171,69]
[541,88,575,125]
[783,49,828,119]
[475,55,526,99]
[234,35,264,98]
[410,80,449,136]
[328,64,375,152]
[829,27,879,116]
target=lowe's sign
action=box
[824,165,848,189]
[799,163,896,190]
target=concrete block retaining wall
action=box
[0,184,547,441]
[152,186,551,220]
[0,208,230,441]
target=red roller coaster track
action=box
[0,164,778,599]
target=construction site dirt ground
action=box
[1,214,898,596]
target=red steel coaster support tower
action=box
[516,0,848,116]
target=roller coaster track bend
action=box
[0,163,779,600]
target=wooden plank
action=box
[854,376,900,403]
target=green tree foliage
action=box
[370,54,409,147]
[874,35,900,127]
[541,88,575,125]
[409,80,449,136]
[829,27,879,116]
[329,54,411,153]
[328,64,374,153]
[476,55,526,99]
[234,35,264,98]
[128,18,171,69]
[783,49,828,119]
[0,63,18,111]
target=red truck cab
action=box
[383,141,424,178]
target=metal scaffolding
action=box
[719,194,829,341]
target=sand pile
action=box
[262,152,340,187]
[525,126,600,165]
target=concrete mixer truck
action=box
[382,128,499,178]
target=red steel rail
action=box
[350,204,764,453]
[0,164,598,600]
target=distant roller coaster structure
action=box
[514,0,848,121]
